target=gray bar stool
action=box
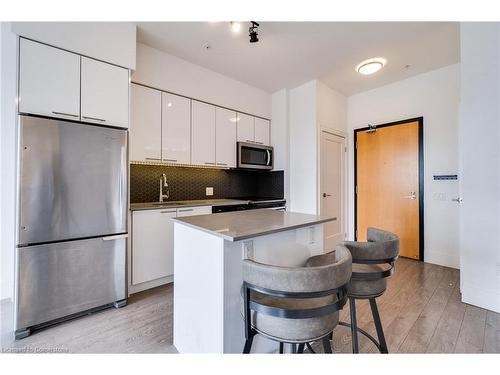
[341,228,399,353]
[242,245,352,354]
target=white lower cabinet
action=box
[131,205,212,287]
[132,209,176,285]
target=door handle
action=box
[102,234,128,241]
[82,115,106,122]
[322,193,332,198]
[451,197,463,203]
[403,192,416,200]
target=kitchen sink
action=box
[150,201,186,206]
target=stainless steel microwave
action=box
[237,142,273,170]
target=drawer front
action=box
[16,236,126,330]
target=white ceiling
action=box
[136,22,460,96]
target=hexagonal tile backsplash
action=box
[130,164,284,203]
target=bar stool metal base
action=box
[340,297,389,354]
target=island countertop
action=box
[172,209,336,241]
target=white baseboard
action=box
[424,250,460,269]
[461,284,500,313]
[128,275,173,295]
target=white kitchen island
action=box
[172,209,336,353]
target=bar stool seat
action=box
[348,263,391,298]
[242,246,352,354]
[249,291,340,343]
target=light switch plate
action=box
[206,187,214,196]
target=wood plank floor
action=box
[2,258,499,353]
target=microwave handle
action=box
[266,149,271,166]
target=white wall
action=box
[271,89,289,203]
[286,80,347,215]
[132,43,271,119]
[347,64,460,269]
[11,22,136,69]
[0,22,18,342]
[317,80,347,134]
[288,81,318,214]
[459,23,500,313]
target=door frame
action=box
[318,129,347,245]
[353,117,424,261]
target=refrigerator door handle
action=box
[102,234,129,241]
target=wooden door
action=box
[320,132,346,252]
[356,120,421,259]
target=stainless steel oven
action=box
[237,142,273,170]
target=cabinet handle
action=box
[245,140,255,143]
[160,210,176,214]
[216,163,228,166]
[145,157,161,161]
[52,111,78,118]
[82,115,106,122]
[204,162,216,165]
[163,159,178,162]
[254,141,264,145]
[178,208,194,212]
[102,234,128,241]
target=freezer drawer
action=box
[15,236,126,330]
[18,115,128,245]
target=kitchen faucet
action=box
[159,174,169,202]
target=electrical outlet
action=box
[206,187,213,196]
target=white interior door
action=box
[320,131,346,251]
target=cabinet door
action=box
[215,107,237,168]
[162,93,191,165]
[19,38,80,120]
[191,101,216,166]
[236,113,255,143]
[132,209,176,284]
[81,57,129,128]
[176,206,212,217]
[130,84,162,162]
[254,118,270,146]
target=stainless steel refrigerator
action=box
[15,115,128,339]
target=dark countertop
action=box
[172,209,336,241]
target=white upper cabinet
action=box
[254,118,271,146]
[236,113,254,143]
[19,38,80,120]
[162,93,191,165]
[191,101,216,166]
[81,57,129,128]
[215,107,237,168]
[130,84,162,162]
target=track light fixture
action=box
[249,21,259,43]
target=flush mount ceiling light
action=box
[356,57,387,75]
[230,22,241,33]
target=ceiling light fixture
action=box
[249,21,259,43]
[230,22,241,33]
[356,57,387,75]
